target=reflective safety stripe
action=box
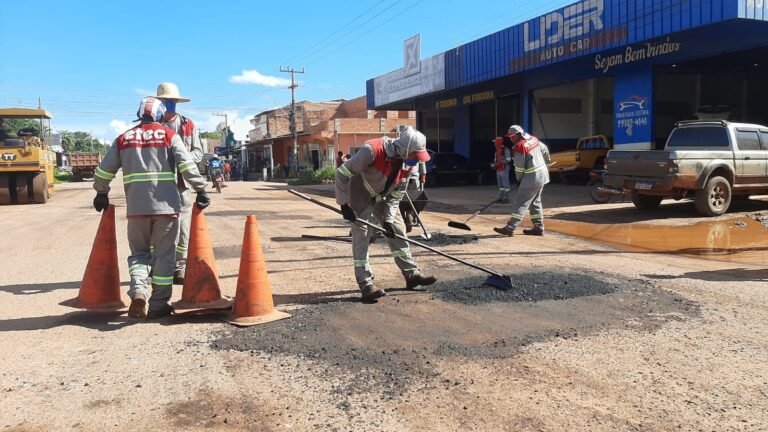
[337,165,353,178]
[361,177,379,199]
[123,171,176,184]
[390,190,405,200]
[353,259,368,267]
[530,213,543,220]
[499,188,510,192]
[95,167,116,180]
[178,161,196,173]
[514,167,525,173]
[150,246,155,252]
[524,163,547,173]
[510,213,524,220]
[176,245,188,253]
[152,275,173,286]
[129,264,147,274]
[392,249,410,259]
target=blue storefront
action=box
[367,0,768,164]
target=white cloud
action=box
[134,88,153,97]
[230,70,291,87]
[109,119,131,136]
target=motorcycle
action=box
[588,169,629,203]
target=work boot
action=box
[493,225,515,237]
[128,293,147,319]
[405,271,438,290]
[173,269,185,285]
[147,303,174,320]
[361,284,386,302]
[523,227,544,236]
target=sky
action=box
[0,0,574,143]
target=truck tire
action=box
[695,176,731,216]
[15,174,30,204]
[0,174,10,205]
[631,190,662,210]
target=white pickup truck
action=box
[604,120,768,216]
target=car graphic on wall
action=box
[618,96,647,111]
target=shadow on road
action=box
[643,268,768,282]
[0,310,136,332]
[0,281,129,296]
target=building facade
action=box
[367,0,768,166]
[246,96,415,178]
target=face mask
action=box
[404,159,419,167]
[163,100,177,113]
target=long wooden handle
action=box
[288,189,506,279]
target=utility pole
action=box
[280,66,305,178]
[213,112,228,155]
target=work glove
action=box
[340,203,356,222]
[195,191,210,209]
[382,221,397,238]
[93,193,109,212]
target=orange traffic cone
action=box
[227,215,290,327]
[173,206,232,314]
[61,205,126,311]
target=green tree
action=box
[200,131,222,139]
[59,130,106,155]
[1,119,48,137]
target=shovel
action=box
[448,184,518,231]
[289,189,514,290]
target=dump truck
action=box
[0,108,56,204]
[69,152,102,181]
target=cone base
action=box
[60,297,127,312]
[225,309,291,327]
[172,297,233,315]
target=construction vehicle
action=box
[0,108,56,204]
[69,152,102,181]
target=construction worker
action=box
[336,126,437,301]
[93,96,209,319]
[491,137,512,203]
[494,125,550,237]
[156,82,204,285]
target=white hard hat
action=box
[155,82,190,102]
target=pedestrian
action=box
[336,151,344,168]
[494,125,550,237]
[336,125,437,301]
[491,137,512,203]
[156,82,204,285]
[92,96,209,319]
[224,159,231,182]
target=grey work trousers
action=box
[127,216,179,311]
[351,201,419,290]
[505,185,545,230]
[496,169,511,199]
[175,188,193,273]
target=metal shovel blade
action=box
[484,274,514,291]
[447,221,472,231]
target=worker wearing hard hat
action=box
[155,82,204,285]
[336,126,437,301]
[494,125,550,237]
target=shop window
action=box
[537,98,582,114]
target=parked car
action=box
[549,135,612,184]
[604,120,768,216]
[424,151,495,187]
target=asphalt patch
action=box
[213,269,699,406]
[433,270,616,304]
[420,232,478,246]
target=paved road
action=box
[1,179,767,431]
